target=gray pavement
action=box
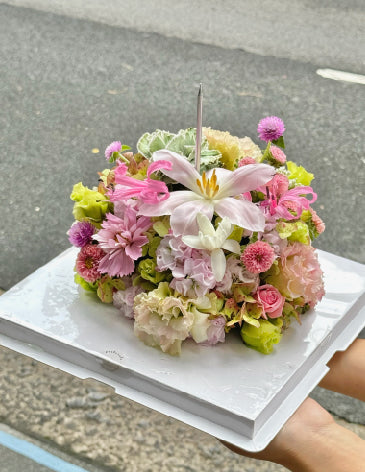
[3,0,365,74]
[0,2,365,471]
[0,423,103,472]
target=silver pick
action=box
[195,83,203,173]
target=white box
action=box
[0,248,364,451]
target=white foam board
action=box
[0,248,364,451]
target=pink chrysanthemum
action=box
[68,221,95,247]
[258,116,285,142]
[238,156,257,167]
[270,145,286,164]
[241,241,275,273]
[105,141,122,160]
[75,244,105,282]
[310,208,325,234]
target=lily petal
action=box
[182,234,206,249]
[212,164,275,199]
[152,150,202,194]
[215,197,266,232]
[138,190,198,217]
[211,248,226,282]
[196,213,216,237]
[170,200,214,236]
[222,239,241,254]
[214,217,233,242]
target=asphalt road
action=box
[1,2,364,291]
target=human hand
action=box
[222,397,334,468]
[222,339,365,471]
[319,338,365,401]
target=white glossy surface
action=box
[0,248,364,451]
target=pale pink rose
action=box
[254,284,285,319]
[265,242,325,308]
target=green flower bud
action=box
[138,258,167,285]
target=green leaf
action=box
[109,151,119,163]
[272,136,285,149]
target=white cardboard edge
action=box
[0,302,364,452]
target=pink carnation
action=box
[254,284,285,319]
[270,145,286,164]
[266,242,325,308]
[241,241,276,274]
[75,244,105,282]
[93,206,151,277]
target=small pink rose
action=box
[255,284,285,319]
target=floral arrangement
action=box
[68,116,325,355]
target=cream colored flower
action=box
[182,213,241,282]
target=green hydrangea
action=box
[96,276,125,304]
[240,320,282,354]
[70,182,109,222]
[74,273,98,292]
[276,221,310,244]
[286,161,314,186]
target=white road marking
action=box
[316,68,365,85]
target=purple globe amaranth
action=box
[105,141,122,159]
[68,221,95,247]
[257,116,285,142]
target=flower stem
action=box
[260,142,271,163]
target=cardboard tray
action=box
[0,248,364,451]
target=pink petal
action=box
[147,160,173,178]
[125,243,143,260]
[170,200,214,236]
[215,197,266,232]
[138,190,199,217]
[152,150,202,193]
[212,164,275,198]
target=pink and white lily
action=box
[138,150,275,235]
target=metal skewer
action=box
[195,83,203,173]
